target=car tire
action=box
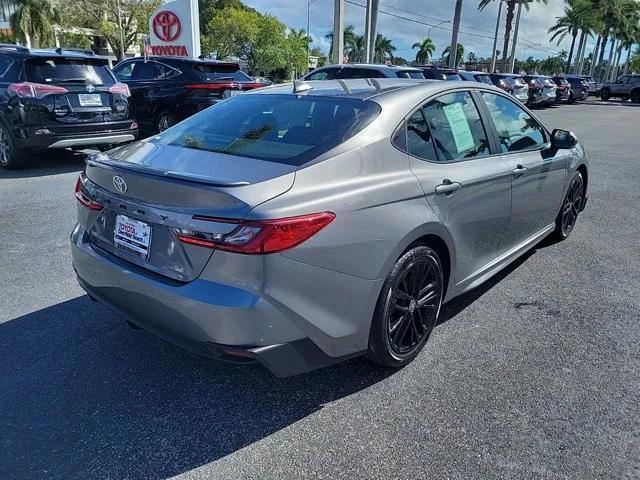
[367,245,444,368]
[0,122,24,169]
[156,110,176,132]
[631,91,640,104]
[552,171,584,241]
[600,89,610,101]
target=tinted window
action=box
[475,74,492,84]
[113,61,134,81]
[406,109,437,161]
[445,73,462,81]
[193,64,251,81]
[306,68,338,80]
[629,76,640,84]
[131,61,159,80]
[396,70,425,79]
[422,91,490,161]
[154,94,381,166]
[338,68,386,79]
[0,56,12,77]
[480,92,546,153]
[25,57,114,85]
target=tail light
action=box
[75,175,103,211]
[175,212,336,254]
[186,83,231,98]
[109,83,131,97]
[8,82,68,99]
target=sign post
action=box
[148,0,201,59]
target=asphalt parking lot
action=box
[1,101,639,479]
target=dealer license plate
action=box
[114,214,152,260]
[78,93,102,107]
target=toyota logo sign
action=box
[113,176,128,194]
[153,11,181,42]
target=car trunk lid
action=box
[80,142,296,281]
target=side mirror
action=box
[551,129,578,150]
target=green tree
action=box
[374,34,395,63]
[467,51,478,64]
[310,47,328,67]
[325,25,357,61]
[412,37,436,64]
[10,0,60,48]
[199,0,253,37]
[57,31,93,49]
[548,3,583,71]
[59,0,161,60]
[442,43,464,67]
[478,0,549,72]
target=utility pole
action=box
[509,1,523,73]
[364,0,373,63]
[117,0,125,60]
[332,0,344,64]
[307,0,316,72]
[369,0,379,63]
[448,0,463,69]
[490,1,503,73]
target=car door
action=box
[114,60,161,127]
[478,90,568,255]
[406,90,512,283]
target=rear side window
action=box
[25,57,114,85]
[0,55,12,77]
[338,68,386,79]
[445,73,462,81]
[480,92,546,153]
[193,63,251,81]
[396,70,425,79]
[306,68,338,80]
[154,94,381,166]
[475,75,492,84]
[406,109,437,161]
[422,91,490,161]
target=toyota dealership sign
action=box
[148,0,200,58]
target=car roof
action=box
[141,56,240,67]
[0,45,107,61]
[244,78,505,104]
[313,63,422,72]
[460,70,489,75]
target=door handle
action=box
[435,179,462,196]
[512,164,528,178]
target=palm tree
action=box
[412,37,436,64]
[374,34,395,63]
[10,0,60,48]
[442,43,464,67]
[548,4,583,71]
[325,25,357,61]
[479,0,548,72]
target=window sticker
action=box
[442,102,475,153]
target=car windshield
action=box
[512,77,526,85]
[193,64,252,81]
[25,57,114,85]
[153,94,381,166]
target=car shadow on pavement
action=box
[0,149,85,179]
[0,296,394,479]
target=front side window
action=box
[153,94,381,166]
[480,91,546,153]
[113,61,135,81]
[422,91,490,161]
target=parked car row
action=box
[0,45,266,169]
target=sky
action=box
[242,0,600,62]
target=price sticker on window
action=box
[442,102,475,153]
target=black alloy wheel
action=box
[553,171,584,241]
[368,246,444,367]
[600,89,610,101]
[631,91,640,104]
[0,122,22,169]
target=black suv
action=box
[0,45,138,169]
[600,74,640,103]
[560,75,589,102]
[112,57,264,133]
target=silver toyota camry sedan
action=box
[71,79,588,377]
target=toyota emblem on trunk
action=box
[113,176,127,193]
[85,84,96,93]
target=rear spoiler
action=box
[86,152,250,187]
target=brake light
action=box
[186,83,234,91]
[109,82,130,97]
[75,176,103,211]
[175,212,336,254]
[8,82,68,99]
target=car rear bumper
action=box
[16,126,138,150]
[70,223,370,377]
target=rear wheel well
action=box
[407,235,451,296]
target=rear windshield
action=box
[396,70,425,79]
[475,74,493,84]
[25,57,114,85]
[193,63,252,81]
[153,94,381,166]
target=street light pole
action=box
[364,0,373,63]
[490,1,503,73]
[448,0,463,69]
[332,0,344,64]
[307,0,314,72]
[508,1,523,73]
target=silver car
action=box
[71,79,588,377]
